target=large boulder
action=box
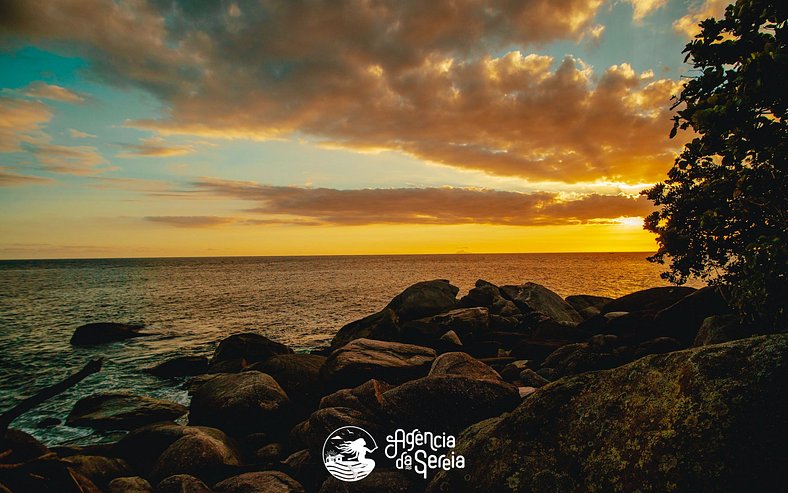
[427,334,788,493]
[320,338,436,390]
[148,356,209,378]
[70,322,148,345]
[214,471,305,493]
[693,314,753,347]
[385,279,459,321]
[499,283,582,324]
[245,353,327,408]
[66,393,187,431]
[209,332,293,372]
[540,342,623,378]
[399,307,489,345]
[150,427,242,484]
[654,286,733,344]
[189,371,292,435]
[601,286,696,314]
[380,375,520,434]
[428,352,502,382]
[330,308,399,350]
[564,294,613,319]
[330,280,459,349]
[283,449,326,492]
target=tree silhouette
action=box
[643,0,786,326]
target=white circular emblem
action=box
[322,426,377,482]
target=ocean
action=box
[0,253,701,445]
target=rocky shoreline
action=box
[1,279,785,492]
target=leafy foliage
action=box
[643,0,787,326]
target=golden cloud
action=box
[23,82,85,103]
[187,177,654,226]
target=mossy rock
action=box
[427,334,788,493]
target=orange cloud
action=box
[117,137,194,158]
[188,178,654,227]
[673,0,729,38]
[0,96,52,152]
[23,82,85,103]
[144,216,235,228]
[33,143,110,175]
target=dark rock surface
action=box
[154,474,213,493]
[601,286,696,314]
[245,353,327,408]
[108,476,153,493]
[693,314,753,346]
[70,322,149,345]
[189,371,292,436]
[428,352,502,381]
[427,334,788,493]
[63,455,132,490]
[318,469,423,492]
[150,427,241,484]
[565,294,614,319]
[209,332,293,372]
[66,392,187,431]
[499,282,583,324]
[380,375,520,434]
[320,338,435,389]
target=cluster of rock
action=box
[2,279,785,492]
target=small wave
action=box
[325,461,372,480]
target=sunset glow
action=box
[0,1,726,258]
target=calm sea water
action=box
[0,253,700,444]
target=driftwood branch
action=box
[0,358,103,436]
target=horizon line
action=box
[0,250,657,262]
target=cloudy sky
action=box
[0,0,727,258]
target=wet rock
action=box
[209,332,293,372]
[70,322,148,345]
[318,379,393,415]
[318,469,423,492]
[530,318,584,341]
[588,333,619,352]
[150,427,241,484]
[499,282,582,324]
[148,356,209,378]
[380,375,520,434]
[114,422,191,469]
[109,476,153,493]
[320,338,435,390]
[427,334,788,493]
[565,294,613,319]
[214,471,305,493]
[63,455,132,490]
[330,308,399,350]
[189,371,292,436]
[244,353,326,408]
[693,314,753,346]
[519,369,549,387]
[602,309,659,344]
[428,352,502,381]
[601,286,696,314]
[183,374,221,394]
[66,392,188,431]
[154,474,212,493]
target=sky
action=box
[0,0,729,259]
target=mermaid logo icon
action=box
[323,426,378,482]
